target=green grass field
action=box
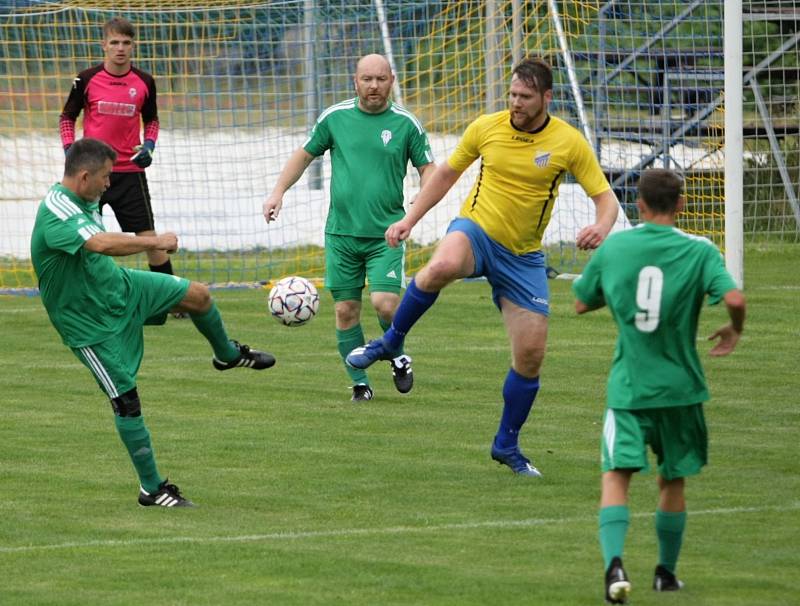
[1,244,798,605]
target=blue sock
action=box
[494,368,540,449]
[384,279,439,351]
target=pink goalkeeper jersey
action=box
[60,64,158,172]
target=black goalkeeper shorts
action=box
[100,171,157,234]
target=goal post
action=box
[725,0,744,288]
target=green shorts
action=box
[324,233,405,302]
[601,404,708,481]
[71,269,190,399]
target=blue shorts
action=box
[446,217,548,316]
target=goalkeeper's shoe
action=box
[212,341,275,371]
[390,355,413,394]
[490,441,543,477]
[138,480,194,508]
[351,384,374,402]
[605,557,631,604]
[346,338,400,370]
[653,565,684,592]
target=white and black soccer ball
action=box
[268,276,319,327]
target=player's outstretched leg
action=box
[148,259,189,319]
[348,278,439,370]
[213,340,275,370]
[346,337,401,370]
[187,300,275,370]
[605,556,631,604]
[138,479,194,507]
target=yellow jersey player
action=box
[348,57,620,477]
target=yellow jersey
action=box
[448,111,610,254]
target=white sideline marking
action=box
[1,502,797,554]
[0,308,41,313]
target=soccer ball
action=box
[268,276,319,327]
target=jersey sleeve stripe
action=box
[45,191,82,221]
[389,105,424,134]
[316,98,357,123]
[49,191,82,216]
[45,197,70,221]
[78,227,95,240]
[672,226,716,247]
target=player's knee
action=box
[334,300,360,326]
[111,388,142,417]
[182,282,211,313]
[419,259,457,289]
[194,282,212,306]
[514,349,545,376]
[371,296,398,320]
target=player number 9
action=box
[635,266,663,333]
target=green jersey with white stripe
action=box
[304,98,434,238]
[31,183,130,348]
[572,223,737,410]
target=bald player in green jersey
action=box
[573,169,746,604]
[263,54,435,402]
[31,138,275,507]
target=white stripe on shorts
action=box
[603,409,617,467]
[79,347,119,399]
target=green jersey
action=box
[304,98,434,238]
[573,223,737,410]
[31,183,132,348]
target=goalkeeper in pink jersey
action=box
[59,17,181,305]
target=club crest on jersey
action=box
[129,88,137,99]
[381,129,393,146]
[533,152,551,168]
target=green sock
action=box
[599,505,630,570]
[655,509,686,574]
[378,316,404,355]
[337,324,368,385]
[190,303,239,362]
[114,415,163,493]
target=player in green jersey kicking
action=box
[572,168,746,603]
[31,138,275,508]
[263,54,435,402]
